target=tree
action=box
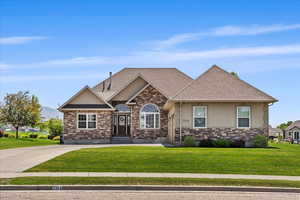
[230,72,239,77]
[277,121,293,130]
[48,118,63,139]
[0,91,41,139]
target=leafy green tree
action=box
[277,121,293,130]
[48,118,63,138]
[230,72,239,77]
[37,121,49,132]
[30,95,41,127]
[0,91,41,139]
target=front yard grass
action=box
[0,138,59,150]
[1,177,300,188]
[27,143,300,176]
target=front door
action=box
[113,114,130,136]
[117,115,127,136]
[294,132,299,140]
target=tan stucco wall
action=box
[69,90,105,104]
[112,77,148,101]
[173,102,268,129]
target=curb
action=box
[1,185,300,193]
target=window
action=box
[193,106,207,128]
[115,104,130,112]
[77,113,96,129]
[237,106,251,128]
[140,104,160,129]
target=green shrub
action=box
[38,135,48,139]
[199,139,214,147]
[29,134,38,139]
[8,134,15,138]
[253,135,268,148]
[3,133,9,137]
[230,140,245,148]
[213,139,232,148]
[52,136,60,141]
[48,119,63,139]
[21,135,29,138]
[183,136,197,147]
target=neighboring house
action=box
[285,120,300,142]
[268,125,283,139]
[58,65,277,146]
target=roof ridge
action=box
[124,67,178,69]
[171,65,219,99]
[222,67,278,101]
[174,68,194,81]
[92,67,127,90]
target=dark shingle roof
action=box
[62,104,111,109]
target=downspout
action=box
[179,100,182,145]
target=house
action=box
[268,125,283,140]
[285,120,300,142]
[58,65,278,146]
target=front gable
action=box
[59,86,114,111]
[111,76,148,101]
[128,84,168,106]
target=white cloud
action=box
[213,24,300,36]
[154,24,300,49]
[0,36,48,44]
[3,44,300,71]
[0,74,105,83]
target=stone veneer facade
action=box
[129,85,168,143]
[63,110,112,144]
[175,127,267,147]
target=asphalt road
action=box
[0,190,299,200]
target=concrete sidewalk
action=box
[1,172,300,181]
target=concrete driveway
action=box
[0,144,162,174]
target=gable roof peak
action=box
[172,65,278,102]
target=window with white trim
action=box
[77,114,96,129]
[140,104,160,129]
[237,106,251,128]
[193,106,207,128]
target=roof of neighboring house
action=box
[171,65,277,102]
[286,120,300,131]
[92,68,193,100]
[269,125,283,136]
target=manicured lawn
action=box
[1,177,300,188]
[28,143,300,176]
[0,138,59,150]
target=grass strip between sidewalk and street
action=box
[0,177,300,188]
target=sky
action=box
[0,0,300,126]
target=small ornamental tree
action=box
[48,118,63,139]
[0,91,41,139]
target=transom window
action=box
[77,113,96,129]
[193,106,207,128]
[237,106,251,128]
[115,104,130,112]
[140,104,160,129]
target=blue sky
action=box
[1,0,300,126]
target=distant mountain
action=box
[41,106,62,121]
